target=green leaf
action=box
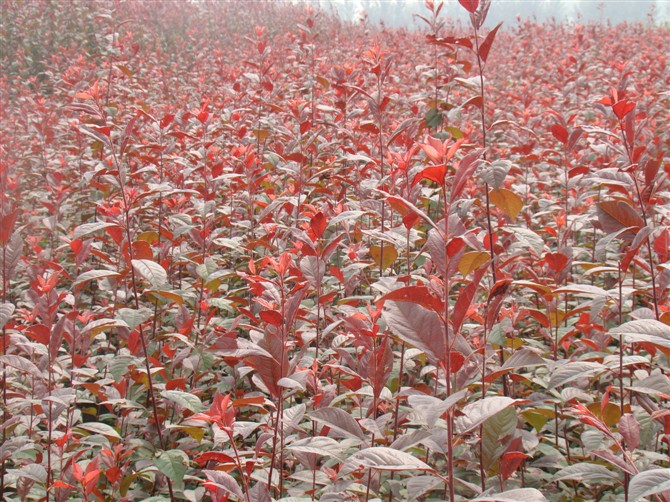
[553,463,620,483]
[480,159,511,189]
[0,303,15,329]
[629,468,670,501]
[132,259,168,288]
[425,107,442,128]
[73,269,120,287]
[0,355,43,379]
[340,447,434,477]
[456,396,519,434]
[75,422,121,439]
[482,406,517,470]
[73,221,119,239]
[474,488,548,501]
[155,449,189,487]
[408,389,468,428]
[108,355,137,381]
[548,361,608,389]
[287,436,345,461]
[610,319,670,349]
[81,318,130,337]
[117,308,152,330]
[161,390,204,413]
[511,227,545,256]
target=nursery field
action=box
[1,0,670,500]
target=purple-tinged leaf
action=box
[407,476,444,501]
[383,300,444,364]
[340,447,435,477]
[619,414,641,450]
[553,284,612,298]
[590,449,637,476]
[610,320,670,349]
[81,318,130,337]
[299,256,325,287]
[248,482,272,502]
[451,149,483,202]
[408,389,468,428]
[596,200,644,236]
[310,408,366,443]
[0,355,44,379]
[501,348,546,370]
[73,221,119,239]
[203,470,246,500]
[287,436,345,460]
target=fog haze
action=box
[316,0,670,27]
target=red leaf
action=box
[194,451,236,465]
[259,310,283,326]
[451,149,483,202]
[447,237,465,258]
[453,268,485,334]
[458,0,479,13]
[478,22,503,63]
[612,100,635,120]
[550,124,568,144]
[106,466,122,484]
[0,209,18,245]
[310,211,327,239]
[131,240,153,261]
[654,228,670,262]
[415,164,447,186]
[402,211,419,229]
[644,155,662,187]
[378,286,444,313]
[26,324,51,345]
[449,351,465,373]
[544,252,569,273]
[160,114,174,129]
[596,200,645,236]
[569,166,590,178]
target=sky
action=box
[315,0,670,27]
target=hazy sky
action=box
[317,0,670,27]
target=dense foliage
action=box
[1,0,670,500]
